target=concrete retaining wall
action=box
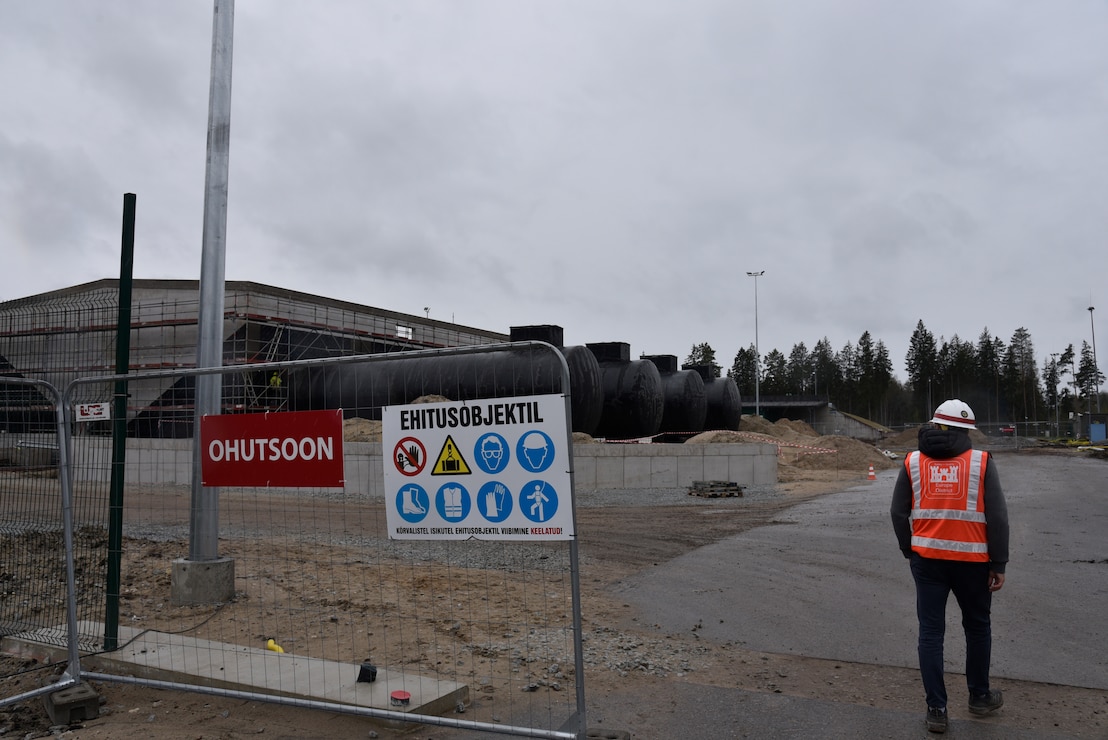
[571,442,777,489]
[68,438,778,493]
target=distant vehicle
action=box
[999,424,1016,436]
[881,449,899,460]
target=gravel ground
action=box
[7,449,1104,739]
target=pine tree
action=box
[728,345,758,398]
[905,321,938,420]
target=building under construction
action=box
[0,279,508,436]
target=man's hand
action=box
[988,571,1005,592]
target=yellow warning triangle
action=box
[431,435,471,475]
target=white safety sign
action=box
[382,394,574,541]
[75,402,111,422]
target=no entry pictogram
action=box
[393,437,427,476]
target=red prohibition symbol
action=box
[393,437,427,476]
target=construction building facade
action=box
[0,279,507,437]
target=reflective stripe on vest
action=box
[905,449,989,561]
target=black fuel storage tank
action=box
[561,345,604,435]
[587,342,665,440]
[510,326,603,435]
[703,376,741,430]
[643,354,707,433]
[684,364,741,431]
[287,342,604,435]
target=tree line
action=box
[684,321,1105,428]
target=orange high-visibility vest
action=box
[905,449,989,562]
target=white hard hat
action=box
[931,399,976,430]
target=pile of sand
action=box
[688,415,898,473]
[411,394,451,404]
[343,417,382,442]
[787,434,898,471]
[343,395,448,442]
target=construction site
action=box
[3,279,1104,739]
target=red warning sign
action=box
[201,409,345,487]
[393,437,427,476]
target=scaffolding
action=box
[0,279,508,437]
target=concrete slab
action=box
[6,621,468,719]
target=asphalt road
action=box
[596,452,1107,738]
[419,451,1107,739]
[615,452,1107,691]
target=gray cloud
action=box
[2,0,1106,373]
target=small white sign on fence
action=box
[75,402,111,422]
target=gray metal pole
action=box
[746,271,764,417]
[1050,353,1059,437]
[1090,306,1100,414]
[190,0,235,561]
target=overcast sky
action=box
[2,1,1106,380]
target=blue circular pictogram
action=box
[395,484,429,523]
[435,482,472,521]
[520,480,558,523]
[473,432,510,474]
[516,430,555,473]
[475,480,514,523]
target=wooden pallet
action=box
[687,480,744,498]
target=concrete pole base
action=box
[170,557,235,605]
[43,681,101,724]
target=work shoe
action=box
[926,706,948,733]
[969,688,1004,715]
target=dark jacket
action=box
[890,427,1009,573]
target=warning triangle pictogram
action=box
[431,435,472,475]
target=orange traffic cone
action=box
[867,465,876,481]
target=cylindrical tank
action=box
[287,343,604,434]
[703,376,742,430]
[643,355,707,433]
[588,344,665,439]
[562,345,603,435]
[659,369,707,432]
[508,326,604,435]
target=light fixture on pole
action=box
[1090,305,1100,413]
[746,270,764,417]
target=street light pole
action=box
[746,270,764,417]
[1090,306,1100,414]
[1050,352,1060,437]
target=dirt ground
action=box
[3,421,1106,739]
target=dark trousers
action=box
[910,553,993,709]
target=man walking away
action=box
[890,399,1009,734]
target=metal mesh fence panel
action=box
[1,379,66,648]
[56,344,584,737]
[1,377,86,709]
